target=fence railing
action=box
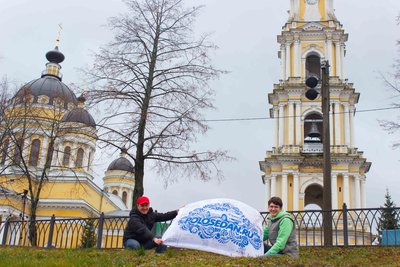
[0,205,399,249]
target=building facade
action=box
[259,0,371,211]
[0,43,135,224]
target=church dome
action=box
[15,76,77,109]
[107,148,134,173]
[61,108,96,128]
[107,158,134,173]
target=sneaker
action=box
[155,244,167,254]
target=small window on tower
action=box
[306,55,321,79]
[76,148,84,168]
[28,139,41,167]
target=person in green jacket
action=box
[263,196,299,257]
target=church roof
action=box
[61,107,96,128]
[107,157,134,173]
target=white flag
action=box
[162,198,264,257]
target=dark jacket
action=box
[123,207,177,244]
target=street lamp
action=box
[305,60,333,246]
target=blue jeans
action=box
[124,239,167,253]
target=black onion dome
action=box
[46,47,65,64]
[107,157,134,173]
[15,76,77,109]
[61,108,96,128]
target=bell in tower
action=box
[305,122,321,143]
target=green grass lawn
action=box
[0,246,399,267]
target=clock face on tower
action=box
[306,0,318,5]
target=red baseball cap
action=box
[137,196,150,205]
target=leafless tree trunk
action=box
[85,0,231,203]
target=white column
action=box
[271,175,277,197]
[282,173,288,210]
[360,176,366,208]
[295,102,301,145]
[128,190,134,209]
[293,173,299,211]
[70,143,77,168]
[349,106,355,148]
[279,104,285,146]
[332,173,338,210]
[40,136,49,168]
[288,102,294,145]
[334,103,341,145]
[294,39,301,77]
[330,103,334,145]
[343,174,350,208]
[281,44,286,80]
[335,42,341,79]
[344,104,350,147]
[354,175,361,208]
[274,107,279,147]
[286,43,291,79]
[326,38,333,66]
[265,177,271,203]
[340,44,345,78]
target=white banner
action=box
[162,198,264,257]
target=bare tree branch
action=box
[84,0,232,203]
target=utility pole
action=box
[321,61,332,246]
[305,60,332,246]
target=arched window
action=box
[112,190,118,196]
[306,55,321,79]
[13,138,24,165]
[304,113,323,144]
[122,191,128,205]
[1,139,9,165]
[62,146,71,166]
[76,148,84,168]
[28,139,41,167]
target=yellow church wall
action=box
[6,106,64,122]
[299,1,306,20]
[103,177,134,186]
[36,209,89,218]
[337,175,344,208]
[288,175,294,211]
[319,0,326,21]
[299,198,305,210]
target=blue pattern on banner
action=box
[178,202,262,249]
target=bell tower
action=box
[259,0,371,211]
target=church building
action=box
[0,42,135,224]
[259,0,371,211]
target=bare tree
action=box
[0,86,68,246]
[86,0,231,202]
[380,14,400,148]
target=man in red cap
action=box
[123,195,178,253]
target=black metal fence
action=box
[0,205,399,249]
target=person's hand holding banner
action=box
[162,198,264,257]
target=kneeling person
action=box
[263,196,298,257]
[123,196,178,253]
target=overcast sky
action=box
[1,0,400,212]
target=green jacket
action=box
[263,210,298,256]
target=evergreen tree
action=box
[377,189,400,244]
[80,220,97,248]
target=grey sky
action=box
[1,0,399,211]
